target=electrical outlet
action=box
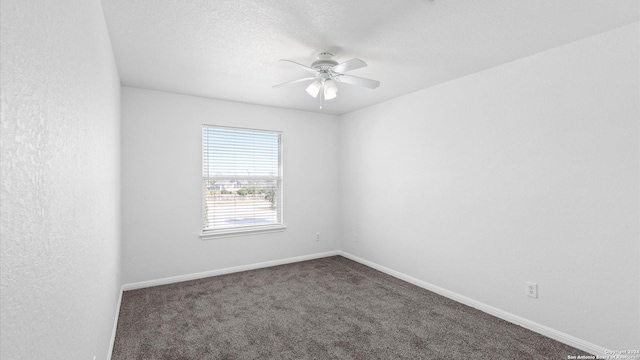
[316,232,320,241]
[354,233,359,243]
[526,282,538,299]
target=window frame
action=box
[200,125,285,239]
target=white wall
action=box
[0,0,121,359]
[121,87,340,284]
[339,22,639,351]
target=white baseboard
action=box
[337,251,616,359]
[107,286,123,360]
[121,250,341,291]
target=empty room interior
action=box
[1,0,639,359]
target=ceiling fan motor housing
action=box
[311,53,338,71]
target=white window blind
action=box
[202,126,283,236]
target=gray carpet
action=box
[112,256,590,359]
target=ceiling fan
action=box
[273,52,380,109]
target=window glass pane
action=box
[204,179,279,229]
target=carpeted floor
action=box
[112,256,590,359]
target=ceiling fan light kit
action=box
[305,80,322,98]
[273,52,380,109]
[324,79,338,99]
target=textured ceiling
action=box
[101,0,639,115]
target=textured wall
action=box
[0,0,121,359]
[339,23,639,351]
[121,87,340,284]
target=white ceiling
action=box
[101,0,638,115]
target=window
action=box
[201,125,284,238]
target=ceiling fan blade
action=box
[272,77,316,88]
[333,58,367,73]
[335,74,380,89]
[279,59,318,74]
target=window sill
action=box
[200,224,286,240]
